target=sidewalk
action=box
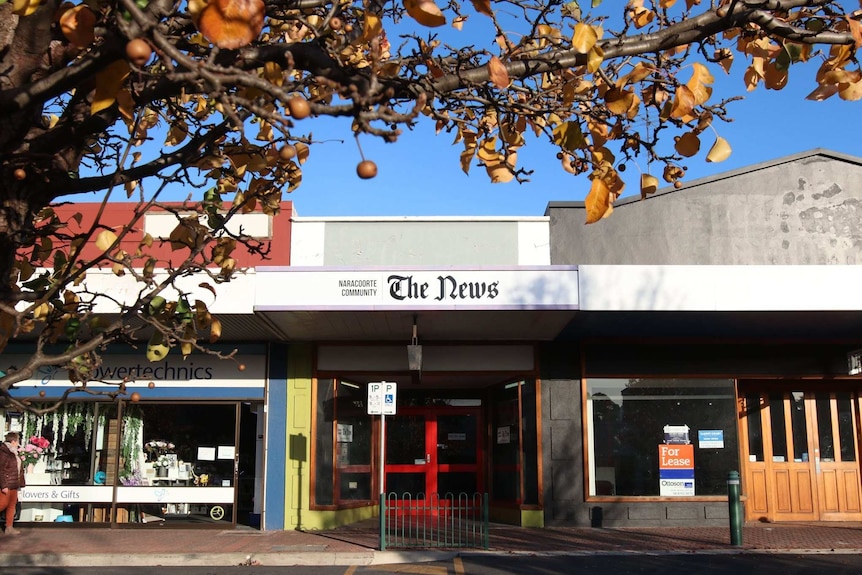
[2,522,862,567]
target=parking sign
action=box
[367,381,397,415]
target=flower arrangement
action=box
[154,455,172,468]
[120,469,146,486]
[19,435,50,467]
[144,439,175,461]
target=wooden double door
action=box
[740,384,862,521]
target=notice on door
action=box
[658,443,695,496]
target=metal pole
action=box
[727,470,743,546]
[379,414,386,551]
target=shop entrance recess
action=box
[739,384,862,522]
[384,406,484,500]
[380,405,488,549]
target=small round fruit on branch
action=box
[126,38,153,67]
[356,160,378,179]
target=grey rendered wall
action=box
[549,151,862,265]
[324,221,520,266]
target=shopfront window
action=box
[587,378,738,497]
[313,379,373,507]
[6,401,256,526]
[490,380,540,505]
[116,403,239,524]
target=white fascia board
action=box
[578,265,862,312]
[58,268,257,315]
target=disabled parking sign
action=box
[367,381,398,415]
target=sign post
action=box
[368,381,397,550]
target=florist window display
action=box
[19,435,51,473]
[146,440,175,477]
[0,432,25,536]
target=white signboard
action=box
[256,267,580,311]
[367,381,397,415]
[19,485,113,504]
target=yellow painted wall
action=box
[284,344,312,529]
[283,345,379,530]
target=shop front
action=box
[256,255,578,529]
[306,347,545,527]
[2,346,266,528]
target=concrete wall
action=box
[291,217,550,266]
[548,150,862,265]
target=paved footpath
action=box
[2,523,862,567]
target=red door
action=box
[384,407,483,499]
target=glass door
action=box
[384,407,482,499]
[740,387,862,522]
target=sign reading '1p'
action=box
[367,381,398,415]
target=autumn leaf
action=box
[404,0,446,26]
[459,129,478,174]
[358,10,383,43]
[674,132,700,157]
[488,56,510,88]
[552,121,585,151]
[471,0,492,16]
[641,174,659,197]
[706,136,731,163]
[669,84,696,119]
[572,23,598,54]
[585,176,612,224]
[839,73,862,101]
[92,61,130,115]
[95,230,118,252]
[686,62,714,105]
[586,45,604,73]
[59,4,96,48]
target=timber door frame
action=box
[739,381,862,522]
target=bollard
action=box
[727,470,743,546]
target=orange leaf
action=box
[193,0,266,49]
[674,132,701,157]
[839,73,862,101]
[706,136,731,163]
[404,0,446,27]
[488,56,509,89]
[669,85,695,119]
[764,61,789,90]
[60,5,96,48]
[585,177,612,224]
[358,10,383,44]
[686,62,714,105]
[470,0,492,16]
[586,45,604,74]
[572,23,598,54]
[641,174,659,197]
[91,60,130,115]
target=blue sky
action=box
[287,55,860,218]
[138,7,860,219]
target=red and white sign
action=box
[658,444,695,496]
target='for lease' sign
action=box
[658,444,695,496]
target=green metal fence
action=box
[379,492,489,550]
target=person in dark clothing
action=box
[0,431,25,535]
